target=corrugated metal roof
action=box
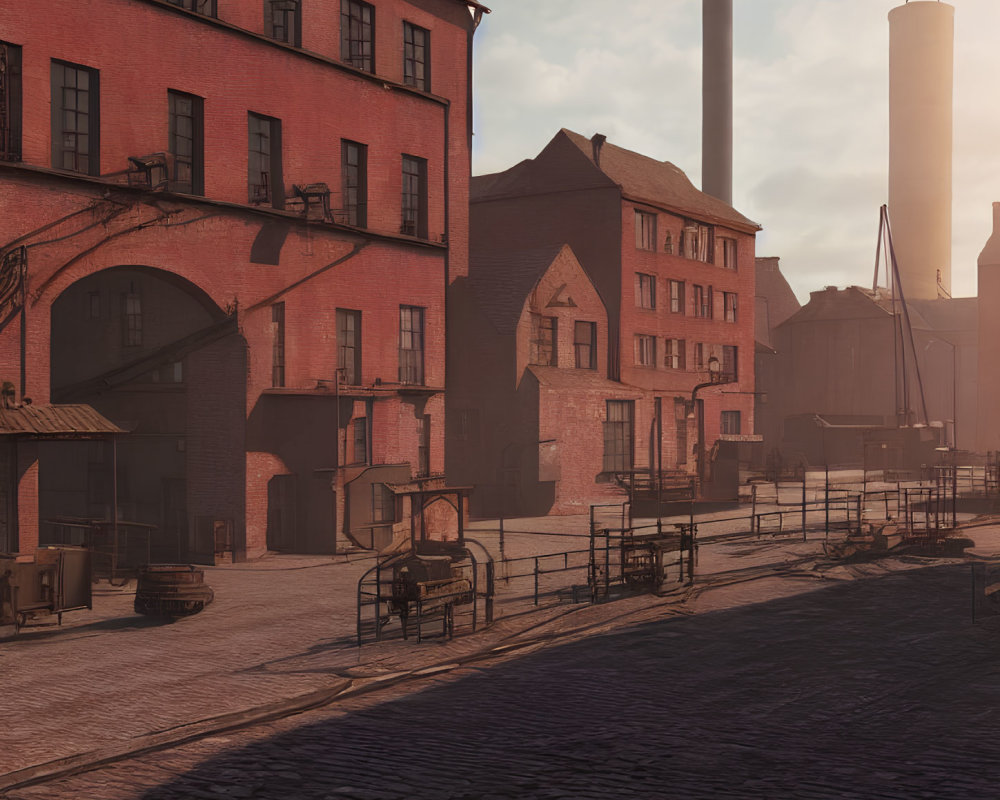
[0,404,124,437]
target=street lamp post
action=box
[691,356,726,488]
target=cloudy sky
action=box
[470,0,1000,302]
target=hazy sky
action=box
[470,0,1000,301]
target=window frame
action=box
[337,308,362,385]
[51,59,100,176]
[416,414,430,477]
[122,292,142,348]
[266,0,302,47]
[573,320,597,370]
[724,291,737,323]
[403,21,430,91]
[635,210,656,251]
[271,302,286,388]
[341,139,367,227]
[1,42,22,162]
[693,284,713,319]
[722,345,738,381]
[530,313,558,367]
[634,334,656,368]
[398,305,425,385]
[635,272,656,310]
[248,112,283,209]
[603,399,634,473]
[669,279,685,314]
[342,0,375,73]
[719,236,738,270]
[168,89,204,195]
[351,417,368,465]
[664,338,686,370]
[371,482,394,523]
[721,410,742,435]
[401,154,428,238]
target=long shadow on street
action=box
[141,562,1000,799]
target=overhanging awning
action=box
[0,404,124,439]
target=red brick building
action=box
[0,0,485,560]
[454,130,759,510]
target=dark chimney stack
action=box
[702,0,733,205]
[591,133,607,166]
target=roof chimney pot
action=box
[591,133,607,166]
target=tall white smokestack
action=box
[888,1,954,300]
[702,0,732,205]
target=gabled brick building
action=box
[455,130,759,508]
[0,0,485,560]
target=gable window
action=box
[721,410,741,435]
[635,334,656,368]
[51,60,100,175]
[271,302,285,387]
[681,220,713,263]
[401,155,427,238]
[248,112,283,208]
[665,338,685,370]
[724,292,737,323]
[351,418,368,465]
[603,400,634,473]
[403,22,429,91]
[530,313,557,367]
[574,320,596,370]
[122,293,142,347]
[719,236,738,270]
[267,0,301,46]
[399,305,424,384]
[342,0,375,73]
[168,90,204,195]
[1,42,22,162]
[635,210,656,251]
[722,345,738,381]
[341,140,367,226]
[337,308,361,385]
[693,285,713,319]
[167,0,216,15]
[635,273,655,310]
[669,280,685,314]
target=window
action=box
[665,338,685,370]
[403,22,429,91]
[724,292,737,323]
[1,42,22,162]
[371,483,393,523]
[530,313,557,366]
[681,221,713,262]
[351,418,368,465]
[635,210,656,251]
[248,113,283,208]
[693,342,705,370]
[122,293,142,347]
[719,237,738,270]
[603,400,634,472]
[399,305,424,384]
[669,280,685,314]
[674,397,688,468]
[722,345,738,381]
[416,415,430,477]
[167,0,216,15]
[271,302,285,387]
[51,60,99,175]
[337,308,361,385]
[168,90,203,195]
[341,140,367,226]
[88,291,101,320]
[267,0,301,46]
[635,273,655,309]
[574,321,597,370]
[342,0,375,73]
[693,285,713,319]
[721,410,742,435]
[635,334,656,368]
[401,155,427,238]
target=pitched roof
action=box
[468,243,569,335]
[472,130,760,233]
[0,404,124,438]
[559,130,760,232]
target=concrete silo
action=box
[888,0,954,300]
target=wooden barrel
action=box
[134,564,214,617]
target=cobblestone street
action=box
[4,512,1000,798]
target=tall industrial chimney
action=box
[888,1,954,300]
[702,0,732,205]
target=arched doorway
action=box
[46,266,247,564]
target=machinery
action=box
[0,546,92,634]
